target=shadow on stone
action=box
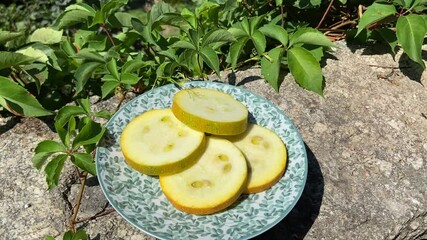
[252,143,324,240]
[0,116,20,135]
[86,176,100,187]
[398,50,426,84]
[237,76,263,86]
[89,233,101,240]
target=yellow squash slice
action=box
[159,137,248,215]
[224,124,287,193]
[172,88,248,135]
[120,109,205,176]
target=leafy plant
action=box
[355,0,427,67]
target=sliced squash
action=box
[160,137,248,215]
[224,124,287,193]
[120,109,205,176]
[172,88,248,135]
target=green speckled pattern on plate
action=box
[96,81,308,240]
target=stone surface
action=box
[0,41,426,239]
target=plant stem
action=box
[67,170,88,232]
[74,208,115,224]
[316,0,335,29]
[101,24,115,46]
[115,90,127,113]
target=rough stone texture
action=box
[0,41,426,239]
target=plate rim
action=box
[96,81,308,239]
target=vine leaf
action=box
[356,3,397,36]
[229,37,249,70]
[375,28,398,55]
[35,140,66,154]
[261,48,283,92]
[202,29,236,47]
[396,14,427,68]
[288,46,323,96]
[72,120,105,149]
[72,153,97,176]
[74,62,103,95]
[259,24,289,46]
[0,31,24,44]
[29,28,63,45]
[44,154,68,190]
[55,105,87,127]
[0,76,52,116]
[0,51,36,70]
[200,46,220,76]
[251,30,266,55]
[289,27,334,48]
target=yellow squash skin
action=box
[120,109,206,176]
[172,88,248,135]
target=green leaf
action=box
[29,28,63,45]
[0,51,36,70]
[261,48,283,92]
[72,49,105,63]
[76,98,91,114]
[54,10,94,29]
[122,58,150,73]
[259,24,289,46]
[303,45,324,62]
[0,76,52,116]
[63,231,73,240]
[288,46,323,95]
[249,16,263,36]
[72,229,89,240]
[121,73,140,85]
[228,27,248,39]
[44,236,56,240]
[44,154,67,190]
[94,110,112,119]
[240,18,250,35]
[74,62,103,95]
[356,3,397,36]
[0,31,24,44]
[35,140,66,154]
[202,29,236,47]
[72,153,96,176]
[32,152,53,171]
[375,28,398,54]
[55,106,87,128]
[200,46,220,76]
[396,14,426,68]
[16,47,49,64]
[181,8,197,29]
[106,59,120,80]
[289,27,334,47]
[229,37,249,69]
[72,120,105,149]
[171,40,197,50]
[65,3,96,13]
[251,30,266,55]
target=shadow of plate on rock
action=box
[252,143,324,240]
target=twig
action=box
[368,64,410,69]
[74,208,115,224]
[67,170,88,232]
[316,0,335,29]
[100,24,115,46]
[115,90,127,113]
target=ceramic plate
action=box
[96,81,308,240]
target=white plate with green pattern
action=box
[96,81,308,240]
